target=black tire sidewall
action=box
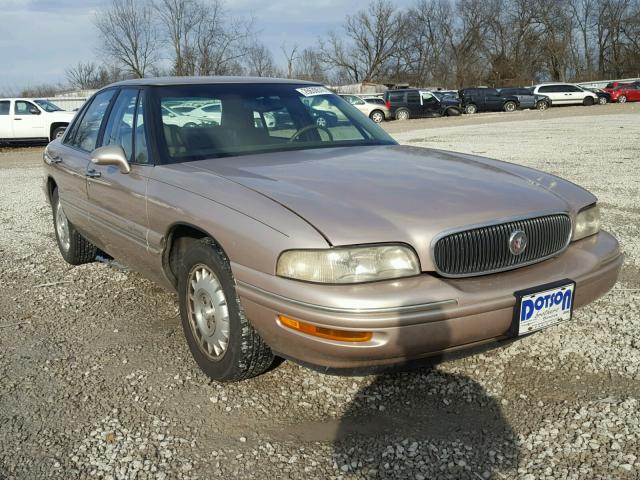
[504,101,516,112]
[178,240,261,381]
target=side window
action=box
[67,90,116,152]
[406,92,420,104]
[0,101,9,115]
[102,89,139,160]
[420,92,437,104]
[15,101,38,115]
[539,86,555,93]
[389,92,404,103]
[133,93,149,164]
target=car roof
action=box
[110,76,321,88]
[534,82,576,86]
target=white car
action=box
[0,98,76,142]
[531,83,598,106]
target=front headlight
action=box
[573,204,600,241]
[276,245,420,284]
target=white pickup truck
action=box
[0,98,76,143]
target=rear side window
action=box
[66,89,116,152]
[538,86,558,93]
[388,92,405,103]
[0,101,9,115]
[406,91,420,104]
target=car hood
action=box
[186,145,595,269]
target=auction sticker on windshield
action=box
[513,281,575,336]
[296,86,332,97]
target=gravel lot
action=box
[0,105,638,479]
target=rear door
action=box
[628,85,640,101]
[406,91,422,116]
[483,89,504,110]
[12,100,46,138]
[86,88,153,266]
[49,89,117,236]
[537,85,564,104]
[0,101,11,138]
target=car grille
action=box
[433,214,572,277]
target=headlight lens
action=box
[573,204,600,241]
[276,245,420,284]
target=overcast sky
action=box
[0,0,414,92]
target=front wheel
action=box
[444,108,461,117]
[178,239,274,382]
[618,95,627,103]
[369,110,384,123]
[598,96,608,105]
[51,126,66,141]
[583,97,594,106]
[464,104,477,114]
[51,189,97,265]
[503,101,517,112]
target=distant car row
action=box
[351,80,640,121]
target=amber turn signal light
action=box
[278,315,373,342]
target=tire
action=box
[536,100,549,111]
[369,110,384,123]
[618,95,627,103]
[178,238,274,382]
[464,104,477,114]
[51,189,97,265]
[315,116,328,127]
[395,109,410,120]
[583,96,594,106]
[598,96,608,105]
[503,101,517,112]
[51,126,66,141]
[444,108,461,117]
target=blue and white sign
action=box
[517,283,575,335]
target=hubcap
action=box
[316,117,327,127]
[55,129,64,139]
[398,111,408,120]
[372,112,383,123]
[55,199,70,252]
[619,96,626,103]
[187,265,230,360]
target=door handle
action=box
[86,169,101,178]
[14,118,22,121]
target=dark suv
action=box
[383,89,462,120]
[497,88,551,110]
[458,88,520,114]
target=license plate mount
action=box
[511,279,576,337]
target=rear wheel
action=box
[618,95,627,103]
[395,109,410,121]
[583,96,594,106]
[464,104,477,114]
[178,238,274,382]
[536,100,549,110]
[369,110,384,123]
[503,101,517,112]
[51,189,97,265]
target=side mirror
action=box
[91,145,131,174]
[29,107,41,115]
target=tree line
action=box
[38,0,640,95]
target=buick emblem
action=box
[509,230,528,256]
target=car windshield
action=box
[34,99,63,112]
[151,83,396,163]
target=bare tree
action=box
[281,43,299,79]
[320,0,404,83]
[246,44,277,77]
[94,0,160,78]
[154,0,254,76]
[294,48,328,83]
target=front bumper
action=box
[233,231,622,371]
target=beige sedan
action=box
[339,94,390,123]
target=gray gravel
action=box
[0,105,639,479]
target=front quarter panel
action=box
[146,163,330,284]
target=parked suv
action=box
[458,88,520,114]
[497,88,551,110]
[0,98,75,143]
[383,89,462,120]
[339,94,390,123]
[531,84,598,106]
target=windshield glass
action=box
[151,83,396,163]
[34,100,63,112]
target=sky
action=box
[0,0,414,92]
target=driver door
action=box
[86,88,154,268]
[12,100,46,138]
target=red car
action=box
[610,84,640,103]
